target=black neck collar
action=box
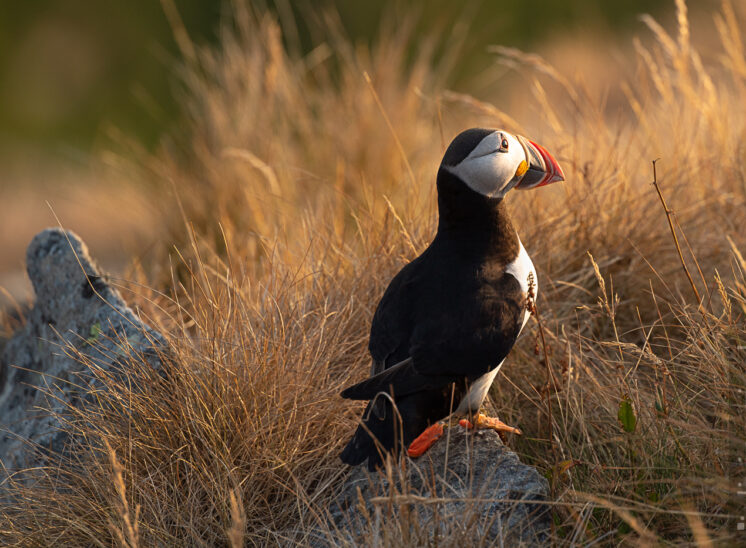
[434,168,520,263]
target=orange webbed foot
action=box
[407,422,444,458]
[459,413,522,439]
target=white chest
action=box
[505,238,536,330]
[455,238,536,414]
[455,360,504,414]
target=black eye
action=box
[501,138,509,150]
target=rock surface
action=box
[0,228,163,481]
[327,428,551,546]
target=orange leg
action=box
[407,422,444,457]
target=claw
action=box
[407,422,444,458]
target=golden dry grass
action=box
[1,0,746,545]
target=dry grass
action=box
[2,0,746,545]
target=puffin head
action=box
[439,128,565,199]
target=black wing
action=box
[344,272,527,400]
[367,253,427,374]
[340,253,430,469]
[409,272,527,379]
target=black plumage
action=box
[340,129,529,469]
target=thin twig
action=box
[650,159,702,308]
[527,273,558,467]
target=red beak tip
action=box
[528,139,565,187]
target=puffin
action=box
[340,128,565,470]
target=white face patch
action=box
[444,131,528,198]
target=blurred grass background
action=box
[0,0,690,308]
[0,0,677,162]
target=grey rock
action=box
[326,428,551,546]
[0,228,163,483]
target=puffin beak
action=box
[515,136,565,190]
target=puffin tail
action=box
[339,423,379,468]
[339,398,403,470]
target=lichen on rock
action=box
[0,228,164,483]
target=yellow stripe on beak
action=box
[515,160,528,178]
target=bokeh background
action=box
[2,2,744,543]
[0,0,713,306]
